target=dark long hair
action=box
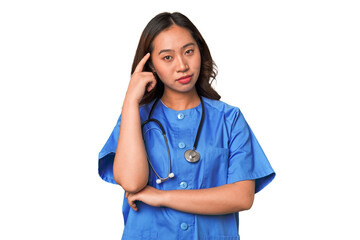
[131,12,221,105]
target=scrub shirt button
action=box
[177,113,184,120]
[180,181,188,189]
[180,223,188,231]
[178,142,185,149]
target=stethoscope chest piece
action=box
[184,149,200,163]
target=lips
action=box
[177,75,193,84]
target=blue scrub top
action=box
[98,97,275,240]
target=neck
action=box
[161,89,200,111]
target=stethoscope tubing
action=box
[141,97,204,183]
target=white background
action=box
[1,0,359,239]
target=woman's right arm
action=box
[113,53,157,193]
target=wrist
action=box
[123,95,140,108]
[159,189,171,207]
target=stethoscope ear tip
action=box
[156,173,175,184]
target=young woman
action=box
[98,12,275,239]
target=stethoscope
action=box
[141,97,205,184]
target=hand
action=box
[124,53,157,104]
[125,186,164,211]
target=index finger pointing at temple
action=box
[134,53,151,73]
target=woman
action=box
[98,12,275,239]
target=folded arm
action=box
[126,180,255,215]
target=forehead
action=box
[152,25,197,51]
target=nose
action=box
[176,55,189,73]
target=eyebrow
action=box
[158,42,196,55]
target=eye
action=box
[163,55,172,61]
[185,49,194,55]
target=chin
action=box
[164,84,196,95]
[178,82,198,92]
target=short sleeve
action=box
[227,108,275,193]
[98,114,121,184]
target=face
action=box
[150,25,201,95]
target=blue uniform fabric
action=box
[98,97,275,240]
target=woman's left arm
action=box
[126,180,255,215]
